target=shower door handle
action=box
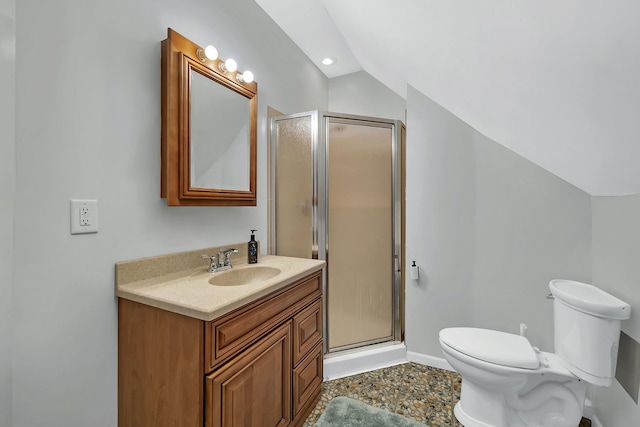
[300,199,311,217]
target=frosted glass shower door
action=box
[273,113,315,259]
[326,120,394,350]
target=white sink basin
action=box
[208,265,282,286]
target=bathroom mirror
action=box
[161,28,257,206]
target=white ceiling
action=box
[255,0,640,196]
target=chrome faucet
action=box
[202,249,238,273]
[202,248,238,273]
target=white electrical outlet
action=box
[70,199,98,234]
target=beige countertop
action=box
[116,254,325,321]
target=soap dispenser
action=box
[248,229,258,264]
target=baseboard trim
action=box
[323,343,407,380]
[406,350,454,371]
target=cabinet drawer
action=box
[292,341,323,419]
[292,298,322,366]
[205,271,321,371]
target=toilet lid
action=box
[440,327,540,369]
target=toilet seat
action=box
[440,328,539,369]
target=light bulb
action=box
[241,71,254,83]
[196,45,218,62]
[224,58,238,72]
[203,45,218,60]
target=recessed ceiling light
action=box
[322,57,336,66]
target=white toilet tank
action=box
[550,280,631,386]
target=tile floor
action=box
[303,362,463,426]
[303,362,592,427]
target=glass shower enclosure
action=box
[270,111,404,354]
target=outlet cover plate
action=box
[70,199,98,234]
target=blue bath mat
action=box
[314,396,426,427]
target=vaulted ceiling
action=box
[255,0,640,196]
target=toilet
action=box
[439,280,631,427]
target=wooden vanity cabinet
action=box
[118,270,323,427]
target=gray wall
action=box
[0,1,15,426]
[11,0,327,426]
[405,86,592,356]
[405,86,476,356]
[591,194,640,426]
[328,70,406,121]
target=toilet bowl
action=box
[440,328,586,427]
[439,280,630,427]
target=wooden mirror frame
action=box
[161,28,257,206]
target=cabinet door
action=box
[292,342,323,421]
[206,323,292,427]
[292,298,322,366]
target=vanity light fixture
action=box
[218,58,238,74]
[196,45,218,62]
[237,71,254,84]
[193,41,255,84]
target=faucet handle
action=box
[220,248,238,267]
[202,254,218,269]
